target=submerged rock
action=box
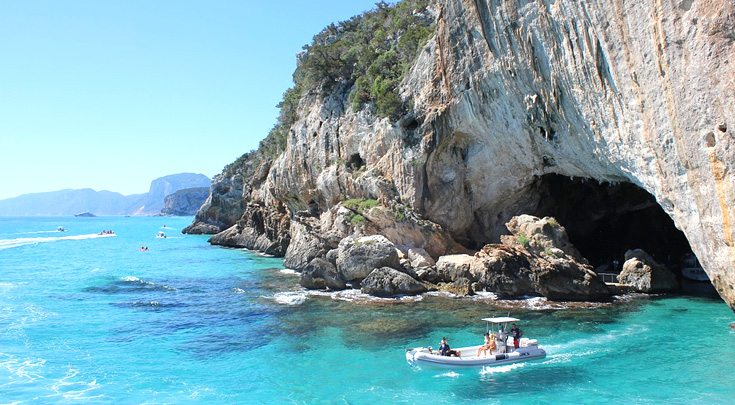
[336,235,401,282]
[619,249,679,293]
[360,267,427,297]
[299,257,346,291]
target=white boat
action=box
[406,317,546,369]
[681,254,709,282]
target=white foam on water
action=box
[307,289,425,303]
[232,287,246,294]
[0,233,116,250]
[270,291,308,306]
[480,362,525,375]
[471,291,499,300]
[434,371,461,378]
[425,291,458,298]
[48,367,103,401]
[0,353,46,384]
[120,276,141,282]
[279,269,298,275]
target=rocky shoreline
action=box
[203,204,684,303]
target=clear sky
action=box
[0,0,379,199]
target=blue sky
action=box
[0,0,379,199]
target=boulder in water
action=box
[299,257,346,290]
[360,267,427,297]
[619,249,678,293]
[336,235,401,282]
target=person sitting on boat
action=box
[438,337,460,357]
[476,332,497,357]
[511,323,523,349]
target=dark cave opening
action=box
[346,153,365,171]
[528,174,693,272]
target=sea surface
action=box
[1,216,733,403]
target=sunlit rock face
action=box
[408,0,734,308]
[190,0,735,308]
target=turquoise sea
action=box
[1,216,734,403]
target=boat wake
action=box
[540,325,645,365]
[15,230,64,235]
[479,362,525,375]
[0,233,116,250]
[433,371,461,378]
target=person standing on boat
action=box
[511,323,523,349]
[497,326,508,353]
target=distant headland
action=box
[0,173,210,216]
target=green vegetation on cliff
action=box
[297,0,434,118]
[224,1,434,176]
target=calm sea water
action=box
[1,216,733,403]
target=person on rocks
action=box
[511,323,523,349]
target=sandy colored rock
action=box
[336,235,402,282]
[619,249,679,293]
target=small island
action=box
[74,212,96,217]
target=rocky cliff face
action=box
[161,187,209,216]
[188,0,735,309]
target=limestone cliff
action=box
[161,187,209,216]
[188,0,735,309]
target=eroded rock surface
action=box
[434,216,610,300]
[361,267,428,297]
[619,249,679,293]
[336,235,402,282]
[299,258,346,291]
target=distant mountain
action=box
[128,173,211,215]
[0,173,210,216]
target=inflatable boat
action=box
[405,317,546,369]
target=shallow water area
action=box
[1,216,734,403]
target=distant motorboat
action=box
[681,254,709,282]
[156,231,167,239]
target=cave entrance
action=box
[528,174,693,272]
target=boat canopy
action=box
[481,317,520,323]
